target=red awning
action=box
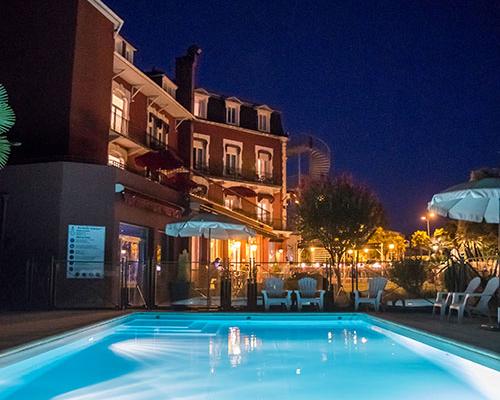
[135,149,184,170]
[224,186,256,197]
[258,193,274,203]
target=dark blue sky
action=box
[106,0,499,233]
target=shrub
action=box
[443,259,477,292]
[388,259,428,296]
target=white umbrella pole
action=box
[207,228,211,309]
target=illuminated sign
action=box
[67,225,106,279]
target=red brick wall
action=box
[68,0,115,164]
[192,120,283,184]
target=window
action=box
[111,93,127,134]
[193,139,208,170]
[257,107,272,132]
[224,195,241,210]
[257,199,272,223]
[148,112,168,148]
[258,113,268,132]
[194,96,208,118]
[257,151,272,180]
[226,106,237,125]
[225,99,241,125]
[225,145,240,176]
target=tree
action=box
[297,174,385,287]
[368,227,407,260]
[410,230,431,255]
[0,85,16,168]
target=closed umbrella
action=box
[428,177,500,249]
[165,213,256,307]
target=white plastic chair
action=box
[354,277,387,312]
[296,277,325,311]
[432,277,481,319]
[261,277,291,311]
[448,277,499,323]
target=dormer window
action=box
[114,36,136,64]
[225,98,241,126]
[256,106,272,133]
[194,95,208,118]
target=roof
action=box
[195,87,281,113]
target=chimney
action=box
[175,45,202,112]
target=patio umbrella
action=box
[165,213,256,307]
[428,177,500,249]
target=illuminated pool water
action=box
[0,313,498,399]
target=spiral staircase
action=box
[287,134,331,189]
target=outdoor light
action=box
[310,247,315,252]
[363,248,369,253]
[388,243,395,250]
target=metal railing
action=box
[110,111,129,135]
[146,133,167,150]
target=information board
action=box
[67,225,106,279]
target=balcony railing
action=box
[193,162,210,174]
[224,166,242,179]
[110,111,129,135]
[256,171,275,185]
[108,159,126,170]
[146,133,167,150]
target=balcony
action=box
[193,162,210,174]
[256,171,276,185]
[224,166,242,179]
[146,133,167,151]
[110,111,128,135]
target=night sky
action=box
[105,0,499,234]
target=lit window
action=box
[193,139,208,170]
[257,109,271,132]
[111,93,127,134]
[257,199,272,223]
[225,195,241,210]
[257,150,272,181]
[225,145,241,176]
[194,96,207,118]
[258,114,268,132]
[226,106,238,125]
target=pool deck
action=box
[371,311,500,354]
[0,310,129,352]
[0,309,498,355]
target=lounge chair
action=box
[432,277,481,319]
[448,277,499,323]
[261,277,291,311]
[296,277,325,311]
[354,277,387,312]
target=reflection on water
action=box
[227,327,262,368]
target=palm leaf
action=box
[0,134,11,168]
[0,84,15,135]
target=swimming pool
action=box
[0,313,498,399]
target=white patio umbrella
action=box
[428,177,500,249]
[165,213,256,307]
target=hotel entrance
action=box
[119,222,149,307]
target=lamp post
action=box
[420,212,435,236]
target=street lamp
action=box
[420,212,435,236]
